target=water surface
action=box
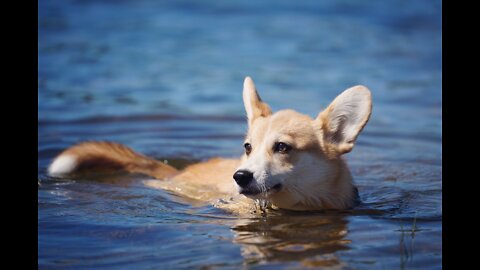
[38,0,442,269]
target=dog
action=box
[48,77,372,213]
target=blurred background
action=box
[38,0,442,269]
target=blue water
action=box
[38,0,442,269]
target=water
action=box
[38,0,442,269]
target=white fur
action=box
[238,144,275,189]
[237,146,337,206]
[233,81,370,210]
[325,85,372,145]
[48,155,77,176]
[241,150,341,208]
[243,76,256,122]
[280,152,340,208]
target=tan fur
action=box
[51,141,178,178]
[238,110,358,210]
[243,77,272,126]
[317,85,372,155]
[48,77,372,214]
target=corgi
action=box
[48,77,372,213]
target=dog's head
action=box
[233,77,372,210]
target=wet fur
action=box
[48,77,372,213]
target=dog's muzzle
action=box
[233,170,283,196]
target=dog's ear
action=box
[243,76,272,126]
[316,85,372,154]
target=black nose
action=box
[233,170,253,188]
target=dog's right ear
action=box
[243,76,272,126]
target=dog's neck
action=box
[268,159,358,211]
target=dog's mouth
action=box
[239,183,283,197]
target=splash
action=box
[254,199,269,216]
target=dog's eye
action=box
[274,142,291,154]
[244,143,252,155]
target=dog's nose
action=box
[233,170,253,188]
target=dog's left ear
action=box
[243,76,272,126]
[316,85,372,154]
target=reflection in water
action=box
[231,213,351,268]
[398,221,418,270]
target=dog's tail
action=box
[47,141,178,179]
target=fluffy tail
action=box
[47,141,178,179]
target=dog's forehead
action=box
[248,110,317,147]
[269,110,313,131]
[247,116,269,144]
